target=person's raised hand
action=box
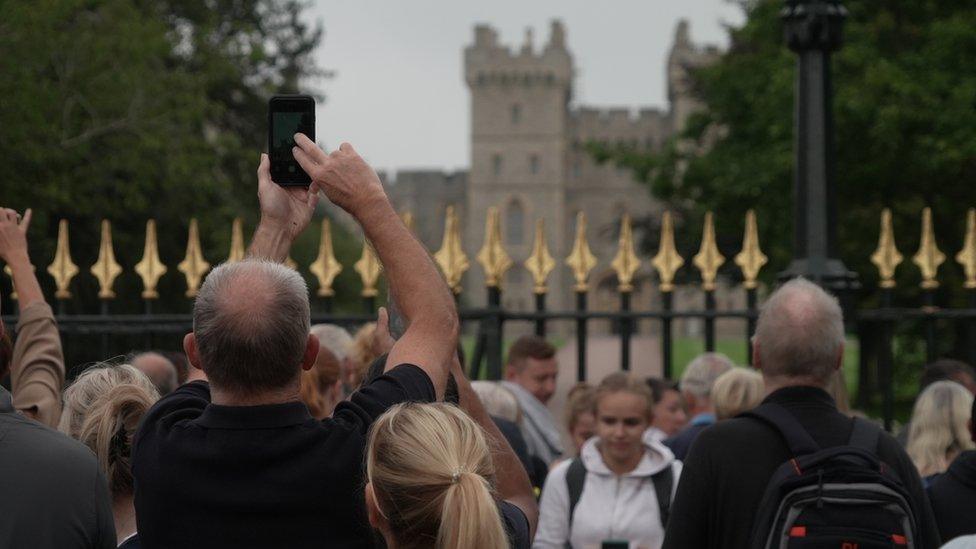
[292,135,387,219]
[256,153,320,241]
[372,307,397,357]
[0,208,32,265]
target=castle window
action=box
[492,154,502,177]
[506,200,525,246]
[572,160,581,179]
[511,104,521,125]
[529,154,540,175]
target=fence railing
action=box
[4,206,976,430]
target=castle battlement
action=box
[465,20,572,87]
[572,106,670,145]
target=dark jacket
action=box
[663,414,714,461]
[662,385,941,549]
[0,387,115,548]
[928,450,976,543]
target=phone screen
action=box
[269,95,315,186]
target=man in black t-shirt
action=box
[133,139,459,549]
[662,278,940,549]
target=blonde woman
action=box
[906,380,975,481]
[365,402,534,549]
[60,364,160,548]
[712,367,764,420]
[535,372,681,549]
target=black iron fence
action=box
[3,206,976,430]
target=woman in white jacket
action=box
[534,372,682,549]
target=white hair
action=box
[194,259,310,393]
[680,353,734,397]
[754,277,845,384]
[907,380,975,477]
[470,381,521,424]
[309,324,353,361]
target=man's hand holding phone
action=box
[248,153,320,262]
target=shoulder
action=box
[546,457,573,486]
[0,413,100,479]
[499,500,531,549]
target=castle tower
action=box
[464,21,573,313]
[668,19,721,134]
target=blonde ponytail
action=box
[366,403,508,549]
[60,363,159,496]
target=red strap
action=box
[789,526,806,537]
[892,534,908,545]
[790,458,803,475]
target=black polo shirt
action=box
[662,385,941,549]
[132,363,434,549]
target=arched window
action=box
[529,154,540,175]
[492,154,502,177]
[506,200,525,246]
[511,104,521,125]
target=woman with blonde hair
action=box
[712,367,764,420]
[535,372,681,549]
[906,380,976,481]
[365,401,534,548]
[60,364,160,548]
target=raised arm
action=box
[248,153,320,261]
[0,208,64,426]
[450,356,539,540]
[293,136,457,398]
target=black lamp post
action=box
[778,0,858,292]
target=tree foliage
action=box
[596,0,976,307]
[0,0,365,315]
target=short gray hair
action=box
[754,277,845,384]
[680,353,734,397]
[309,324,353,361]
[194,259,310,394]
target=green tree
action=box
[597,0,976,308]
[0,0,369,318]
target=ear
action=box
[302,334,320,372]
[364,482,387,530]
[184,333,202,370]
[833,341,844,372]
[751,340,762,371]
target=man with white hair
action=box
[133,138,458,548]
[662,278,940,549]
[664,352,733,460]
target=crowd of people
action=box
[2,137,976,548]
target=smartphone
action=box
[268,94,315,186]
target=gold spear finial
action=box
[912,207,945,290]
[652,211,684,292]
[90,219,123,299]
[47,219,79,299]
[524,218,555,294]
[693,212,725,291]
[956,208,976,289]
[134,219,167,299]
[611,214,641,293]
[870,208,903,289]
[178,218,211,298]
[566,211,598,292]
[227,217,245,263]
[477,207,513,288]
[355,238,382,298]
[734,210,767,290]
[310,219,342,297]
[434,205,470,293]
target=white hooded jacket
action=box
[533,436,682,549]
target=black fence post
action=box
[879,288,896,432]
[576,291,587,382]
[363,295,376,315]
[969,289,976,366]
[662,291,674,380]
[486,286,503,380]
[620,290,632,371]
[534,293,546,338]
[704,290,716,352]
[746,287,757,365]
[100,300,109,361]
[923,289,937,363]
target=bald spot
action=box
[131,352,178,394]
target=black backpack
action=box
[742,402,921,549]
[564,456,673,548]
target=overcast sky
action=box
[308,1,744,174]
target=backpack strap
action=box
[848,417,881,454]
[564,456,586,547]
[740,402,820,456]
[650,464,674,527]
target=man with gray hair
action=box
[133,138,458,548]
[663,278,939,549]
[664,352,734,460]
